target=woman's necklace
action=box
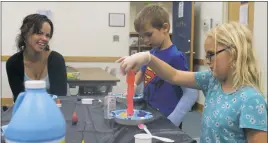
[24,51,47,80]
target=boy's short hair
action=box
[134,4,170,32]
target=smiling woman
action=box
[6,14,67,102]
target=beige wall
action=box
[2,2,267,105]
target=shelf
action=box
[129,32,139,35]
[129,46,139,48]
[140,45,152,48]
[129,32,172,35]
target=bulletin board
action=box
[228,2,254,32]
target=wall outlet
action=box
[113,35,119,42]
[203,18,212,31]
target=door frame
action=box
[189,1,195,72]
[223,2,229,23]
[227,2,255,32]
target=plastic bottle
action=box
[104,93,117,119]
[4,80,66,143]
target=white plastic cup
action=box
[134,133,152,143]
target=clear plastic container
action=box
[104,93,117,119]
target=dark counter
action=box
[2,96,196,143]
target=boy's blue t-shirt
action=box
[141,44,189,116]
[195,71,268,143]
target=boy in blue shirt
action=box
[133,4,198,127]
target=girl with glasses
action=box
[117,21,267,143]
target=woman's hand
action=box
[116,52,151,75]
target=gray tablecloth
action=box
[2,96,196,143]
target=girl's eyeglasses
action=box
[205,47,230,62]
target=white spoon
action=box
[138,124,175,142]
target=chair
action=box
[66,83,71,96]
[105,68,117,93]
[96,66,114,95]
[104,66,109,72]
[110,68,116,76]
[67,66,99,96]
[66,65,80,96]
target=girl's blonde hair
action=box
[206,21,263,93]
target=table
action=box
[1,96,197,143]
[67,68,120,86]
[67,67,120,95]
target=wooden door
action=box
[172,2,195,71]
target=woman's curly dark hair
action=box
[16,13,54,51]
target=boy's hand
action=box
[116,52,151,75]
